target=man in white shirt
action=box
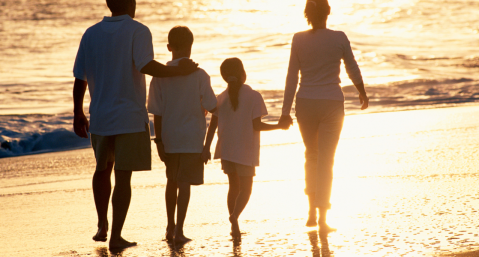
[72,0,198,250]
[147,26,217,244]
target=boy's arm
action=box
[202,115,218,164]
[153,115,168,162]
[141,59,198,78]
[73,78,89,138]
[252,117,290,131]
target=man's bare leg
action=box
[165,179,177,241]
[109,170,136,249]
[229,175,253,238]
[318,207,336,233]
[92,162,113,241]
[174,181,191,244]
[306,194,318,227]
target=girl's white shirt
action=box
[213,84,267,167]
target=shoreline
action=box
[2,104,479,256]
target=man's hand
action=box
[156,141,168,163]
[178,58,198,75]
[359,93,369,110]
[201,147,211,165]
[73,112,89,138]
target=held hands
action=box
[359,93,369,110]
[73,112,89,138]
[156,141,168,163]
[201,146,211,165]
[278,115,293,130]
[178,58,199,75]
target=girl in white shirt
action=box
[280,0,369,233]
[203,57,290,238]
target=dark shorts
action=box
[165,153,204,185]
[90,124,151,171]
[221,160,256,177]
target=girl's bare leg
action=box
[229,175,253,237]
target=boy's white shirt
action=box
[213,84,268,167]
[73,15,154,136]
[147,57,217,153]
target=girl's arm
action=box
[202,115,218,164]
[253,117,290,131]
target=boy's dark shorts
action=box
[165,153,204,185]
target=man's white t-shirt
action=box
[147,57,217,153]
[213,84,268,167]
[73,15,153,136]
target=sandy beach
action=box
[1,105,479,256]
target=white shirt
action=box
[73,15,153,136]
[148,58,217,153]
[282,29,363,115]
[213,85,268,167]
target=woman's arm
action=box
[281,36,300,118]
[342,33,369,110]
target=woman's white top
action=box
[213,84,268,167]
[281,29,363,115]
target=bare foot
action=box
[92,221,108,242]
[319,223,337,234]
[229,214,241,238]
[165,225,175,241]
[174,233,192,245]
[305,216,318,227]
[109,237,137,250]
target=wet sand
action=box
[1,105,479,256]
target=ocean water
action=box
[1,0,479,157]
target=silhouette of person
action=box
[72,0,198,250]
[280,0,369,233]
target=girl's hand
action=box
[201,147,211,164]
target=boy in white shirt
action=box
[147,26,217,244]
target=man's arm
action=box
[140,59,198,78]
[73,78,89,138]
[202,115,218,164]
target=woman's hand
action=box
[279,115,293,129]
[359,93,369,110]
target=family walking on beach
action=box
[72,0,369,250]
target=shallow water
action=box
[1,105,479,256]
[1,0,479,157]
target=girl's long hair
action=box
[304,0,330,29]
[220,58,245,111]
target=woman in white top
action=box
[280,0,369,232]
[203,58,290,238]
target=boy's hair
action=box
[304,0,330,26]
[168,26,194,50]
[106,0,134,13]
[220,58,245,111]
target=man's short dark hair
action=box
[106,0,133,13]
[168,26,194,50]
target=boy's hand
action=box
[156,141,168,163]
[359,93,369,110]
[201,147,211,164]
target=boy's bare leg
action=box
[229,175,253,237]
[174,181,191,244]
[165,179,178,240]
[92,162,114,241]
[227,173,240,215]
[306,194,318,227]
[109,170,137,249]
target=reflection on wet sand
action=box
[308,230,332,257]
